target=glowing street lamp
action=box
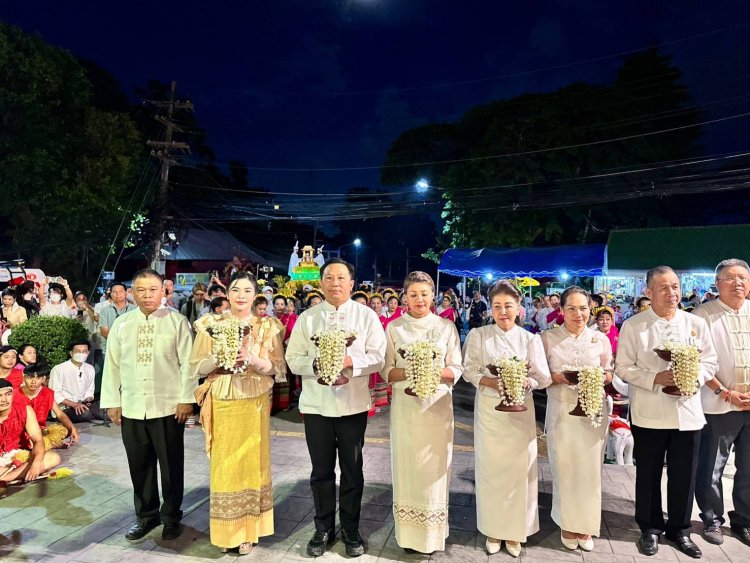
[415,178,430,193]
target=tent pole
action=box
[436,269,441,306]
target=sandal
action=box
[239,542,253,555]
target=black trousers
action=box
[304,412,368,532]
[65,401,104,423]
[631,424,701,536]
[121,415,185,525]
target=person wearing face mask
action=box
[49,341,103,423]
[39,278,76,318]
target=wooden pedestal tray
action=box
[653,348,682,396]
[397,348,420,396]
[313,334,357,386]
[562,370,587,416]
[486,364,527,412]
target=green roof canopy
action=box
[606,225,750,273]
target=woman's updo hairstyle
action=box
[227,270,259,294]
[487,280,522,304]
[403,271,435,294]
[560,285,590,308]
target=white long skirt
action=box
[475,390,539,542]
[545,385,607,536]
[390,388,453,553]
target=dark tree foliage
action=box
[381,49,710,250]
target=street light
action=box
[415,178,430,193]
[354,238,361,273]
[337,239,363,276]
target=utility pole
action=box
[145,81,193,272]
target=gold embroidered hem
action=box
[210,394,274,547]
[394,504,448,527]
[211,484,274,521]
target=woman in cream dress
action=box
[463,280,551,557]
[189,271,286,556]
[383,271,463,554]
[542,286,613,552]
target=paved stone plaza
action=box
[1,387,748,562]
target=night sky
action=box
[5,1,750,198]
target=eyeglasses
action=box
[718,276,750,284]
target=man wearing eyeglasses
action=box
[694,258,750,547]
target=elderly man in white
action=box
[693,259,750,547]
[286,258,386,559]
[616,265,718,559]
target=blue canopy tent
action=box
[437,244,607,300]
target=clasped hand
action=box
[654,369,675,387]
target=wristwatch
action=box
[714,386,724,395]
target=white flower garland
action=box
[661,341,700,396]
[205,315,251,373]
[312,329,357,385]
[562,365,605,427]
[489,356,527,406]
[402,340,442,400]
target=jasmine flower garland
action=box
[205,315,251,373]
[489,356,527,406]
[574,366,605,427]
[312,329,357,385]
[402,340,442,400]
[661,341,700,396]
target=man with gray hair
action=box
[616,265,718,558]
[694,258,750,546]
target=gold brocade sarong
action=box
[209,394,274,547]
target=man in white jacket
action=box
[616,265,718,559]
[286,258,386,558]
[693,259,750,547]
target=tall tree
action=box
[381,49,705,250]
[0,23,142,287]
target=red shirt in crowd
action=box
[13,386,55,429]
[546,308,564,327]
[1,368,23,390]
[0,403,27,454]
[279,312,298,344]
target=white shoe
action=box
[578,536,594,551]
[505,540,521,557]
[561,531,579,550]
[485,538,501,555]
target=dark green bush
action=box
[8,316,89,367]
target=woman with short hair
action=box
[383,271,462,554]
[463,280,551,557]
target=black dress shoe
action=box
[162,522,182,540]
[702,525,723,545]
[307,528,336,557]
[342,529,365,558]
[125,519,160,540]
[638,532,660,556]
[666,534,702,559]
[730,524,750,546]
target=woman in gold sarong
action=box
[189,271,286,555]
